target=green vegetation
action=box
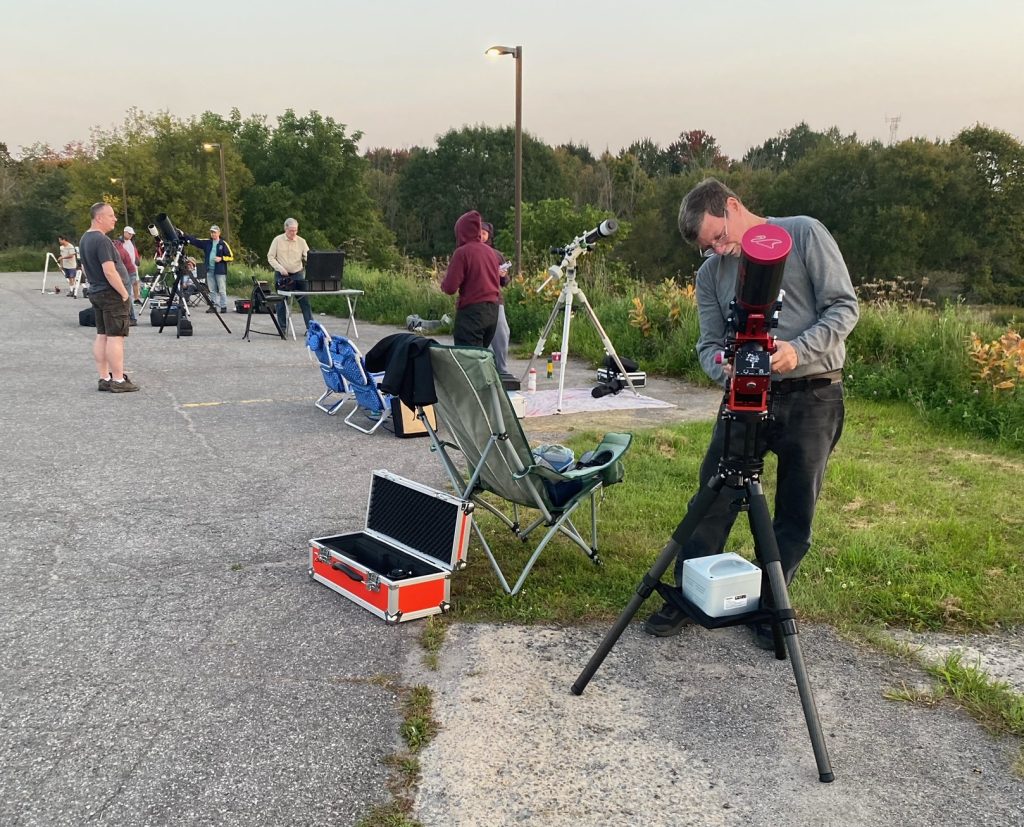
[418,617,448,672]
[0,246,49,272]
[355,680,436,827]
[4,116,1023,303]
[926,653,1024,739]
[885,656,1024,777]
[446,400,1024,634]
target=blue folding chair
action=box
[305,321,350,415]
[330,336,391,434]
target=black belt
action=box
[772,373,843,395]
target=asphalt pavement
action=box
[2,272,1021,827]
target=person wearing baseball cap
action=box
[184,224,233,313]
[118,226,142,321]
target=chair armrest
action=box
[518,432,632,485]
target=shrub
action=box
[0,247,50,272]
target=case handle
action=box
[331,561,365,582]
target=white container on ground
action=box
[682,552,762,618]
[506,391,526,419]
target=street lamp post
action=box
[485,44,523,276]
[110,177,128,226]
[202,142,231,241]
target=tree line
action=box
[2,111,1022,302]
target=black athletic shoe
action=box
[749,623,775,651]
[642,602,692,637]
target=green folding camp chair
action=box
[420,344,632,595]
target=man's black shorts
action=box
[90,289,130,337]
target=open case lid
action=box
[365,470,472,571]
[306,250,346,282]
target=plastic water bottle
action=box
[527,367,537,393]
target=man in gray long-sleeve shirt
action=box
[644,178,859,648]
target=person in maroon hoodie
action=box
[440,210,502,346]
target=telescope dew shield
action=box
[153,213,181,243]
[737,224,792,313]
[724,224,792,417]
[583,218,618,245]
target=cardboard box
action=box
[309,471,473,623]
[388,398,437,439]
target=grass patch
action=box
[926,653,1024,738]
[356,805,422,827]
[400,685,438,753]
[355,682,437,827]
[883,651,1024,778]
[418,617,447,671]
[446,398,1024,635]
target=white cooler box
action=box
[682,552,762,618]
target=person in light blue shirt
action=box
[184,225,233,312]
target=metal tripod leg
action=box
[572,473,835,783]
[192,280,232,333]
[746,478,834,782]
[158,273,183,334]
[140,271,165,317]
[572,475,724,694]
[523,276,640,413]
[522,291,567,384]
[573,288,640,399]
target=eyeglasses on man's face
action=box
[700,210,729,258]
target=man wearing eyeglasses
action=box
[643,177,859,649]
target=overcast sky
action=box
[3,0,1021,159]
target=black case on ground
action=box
[78,306,95,327]
[150,305,179,326]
